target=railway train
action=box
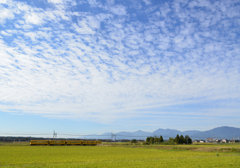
[30,140,101,146]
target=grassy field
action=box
[0,142,240,167]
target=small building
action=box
[221,139,228,143]
[229,140,236,143]
[206,138,213,142]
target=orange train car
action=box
[66,140,82,145]
[49,140,66,146]
[30,140,101,146]
[30,140,49,145]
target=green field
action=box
[0,143,240,167]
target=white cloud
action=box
[73,22,95,34]
[106,0,114,5]
[0,0,7,4]
[48,0,63,4]
[159,3,171,17]
[24,12,44,25]
[0,8,15,23]
[0,0,239,127]
[88,0,101,7]
[142,0,151,5]
[1,30,12,36]
[110,5,127,15]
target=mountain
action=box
[153,128,182,137]
[182,130,202,136]
[79,126,240,140]
[116,130,152,139]
[190,126,240,139]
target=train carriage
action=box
[87,141,97,146]
[49,140,66,146]
[65,140,82,145]
[30,140,49,146]
[30,140,101,146]
[82,140,88,146]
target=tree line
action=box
[145,134,192,144]
[145,135,164,144]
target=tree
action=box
[131,139,137,143]
[185,135,192,144]
[179,135,185,144]
[146,136,156,144]
[150,137,154,144]
[169,137,175,143]
[160,135,163,142]
[175,134,180,144]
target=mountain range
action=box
[80,126,240,140]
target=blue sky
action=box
[0,0,240,137]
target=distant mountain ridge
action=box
[80,126,240,140]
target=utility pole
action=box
[111,132,112,145]
[111,132,116,145]
[53,130,57,139]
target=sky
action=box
[0,0,240,138]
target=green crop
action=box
[0,144,240,167]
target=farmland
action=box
[0,142,240,167]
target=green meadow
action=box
[0,143,240,167]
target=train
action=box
[30,140,102,146]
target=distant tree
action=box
[131,139,137,143]
[157,136,159,143]
[169,137,175,143]
[150,137,154,144]
[179,135,185,144]
[146,136,155,144]
[156,136,159,144]
[184,135,192,144]
[160,135,164,142]
[146,137,150,143]
[175,134,180,144]
[146,136,165,144]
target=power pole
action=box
[111,132,116,145]
[111,132,114,145]
[53,130,57,139]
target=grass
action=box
[0,143,240,167]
